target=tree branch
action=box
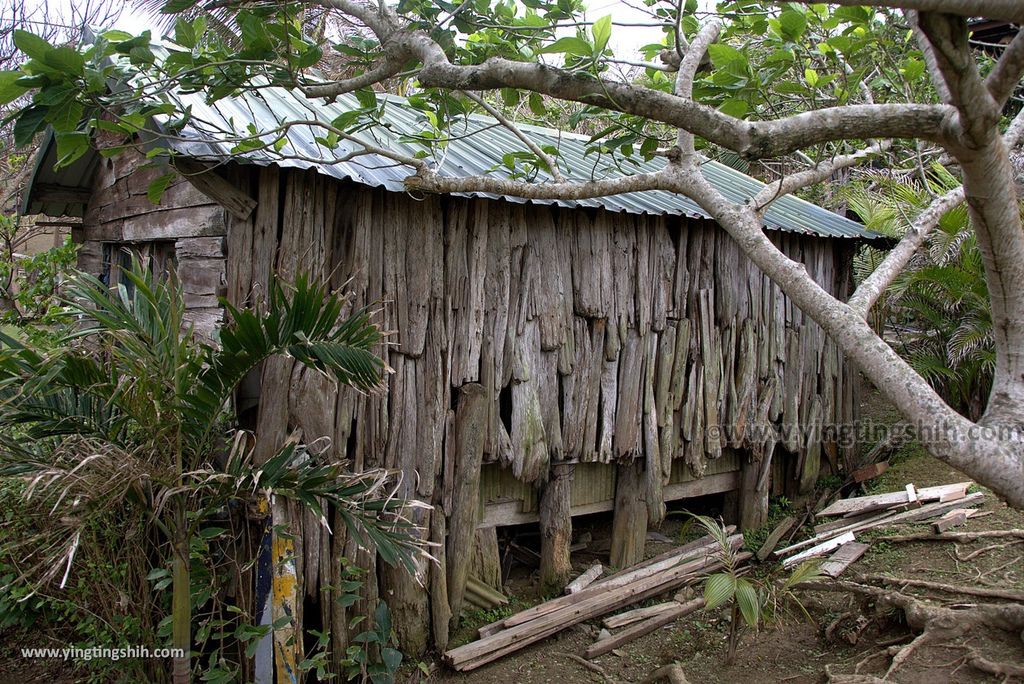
[847,185,963,316]
[300,56,408,99]
[404,167,668,199]
[306,2,955,160]
[674,20,721,156]
[849,80,1024,318]
[907,10,953,106]
[916,12,1000,147]
[778,0,1024,23]
[459,90,565,182]
[752,141,890,211]
[671,165,1024,510]
[984,27,1024,109]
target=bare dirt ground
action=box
[431,395,1024,684]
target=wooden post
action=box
[469,528,503,591]
[739,442,775,531]
[445,383,488,620]
[379,508,432,656]
[539,463,574,593]
[799,396,822,493]
[610,459,648,569]
[429,511,452,652]
[270,496,300,684]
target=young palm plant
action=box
[0,263,425,683]
[693,514,823,665]
[845,164,996,420]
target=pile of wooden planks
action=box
[774,481,982,573]
[443,530,744,671]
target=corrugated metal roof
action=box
[24,71,881,241]
[169,87,878,240]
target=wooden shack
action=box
[23,87,879,656]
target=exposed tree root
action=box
[641,664,690,684]
[801,579,1024,680]
[967,650,1024,680]
[824,664,887,684]
[853,572,1024,602]
[556,652,611,682]
[877,530,1024,543]
[953,539,1024,561]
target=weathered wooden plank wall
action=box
[222,166,859,656]
[78,158,861,660]
[75,148,228,340]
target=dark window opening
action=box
[101,241,177,295]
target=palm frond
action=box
[182,273,386,453]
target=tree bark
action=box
[445,383,488,620]
[611,460,648,569]
[539,463,574,593]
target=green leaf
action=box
[294,44,323,69]
[54,132,89,168]
[707,44,744,70]
[703,572,736,611]
[0,71,28,105]
[381,647,402,671]
[355,88,377,109]
[779,9,807,41]
[901,58,925,82]
[834,6,871,24]
[147,172,176,204]
[539,36,594,57]
[591,15,612,54]
[175,18,197,49]
[47,100,82,133]
[43,47,85,75]
[528,92,546,116]
[100,30,135,42]
[12,104,49,147]
[13,31,53,62]
[719,99,748,118]
[161,0,198,13]
[735,578,760,627]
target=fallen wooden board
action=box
[447,550,747,671]
[602,601,681,629]
[931,508,978,533]
[778,492,984,558]
[600,527,736,584]
[782,531,856,569]
[905,484,920,508]
[819,542,870,578]
[565,563,603,595]
[488,533,739,634]
[586,598,705,659]
[818,482,971,517]
[815,510,882,535]
[851,461,888,483]
[756,516,797,561]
